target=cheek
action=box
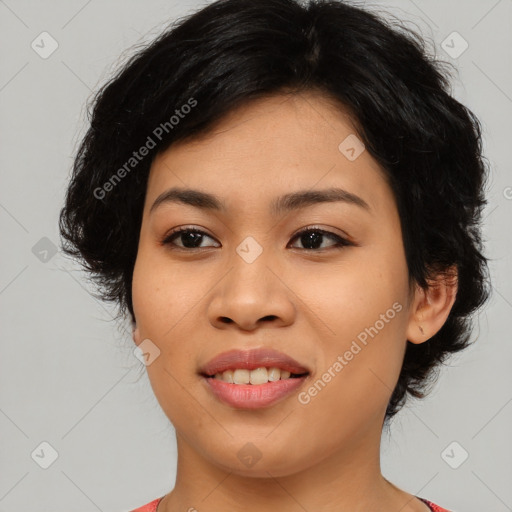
[294,244,408,341]
[131,250,203,415]
[132,242,200,337]
[132,253,203,429]
[293,246,409,414]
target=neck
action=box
[159,421,424,512]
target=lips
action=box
[199,347,310,377]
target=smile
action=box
[202,373,309,409]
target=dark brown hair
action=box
[59,0,491,421]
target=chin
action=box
[205,441,310,479]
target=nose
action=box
[207,251,296,332]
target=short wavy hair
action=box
[59,0,491,421]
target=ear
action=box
[406,265,458,344]
[132,321,141,346]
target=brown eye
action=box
[162,228,220,249]
[288,228,351,250]
[161,226,352,251]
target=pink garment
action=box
[418,497,452,512]
[129,496,163,512]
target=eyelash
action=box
[161,226,353,251]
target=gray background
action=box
[0,0,511,511]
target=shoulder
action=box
[127,496,164,512]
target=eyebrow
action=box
[149,186,371,216]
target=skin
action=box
[131,90,457,512]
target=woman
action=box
[59,0,490,510]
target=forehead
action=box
[145,92,393,216]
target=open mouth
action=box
[198,348,311,407]
[201,368,310,409]
[201,367,309,385]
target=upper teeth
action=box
[214,367,293,385]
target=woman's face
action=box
[132,91,418,477]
